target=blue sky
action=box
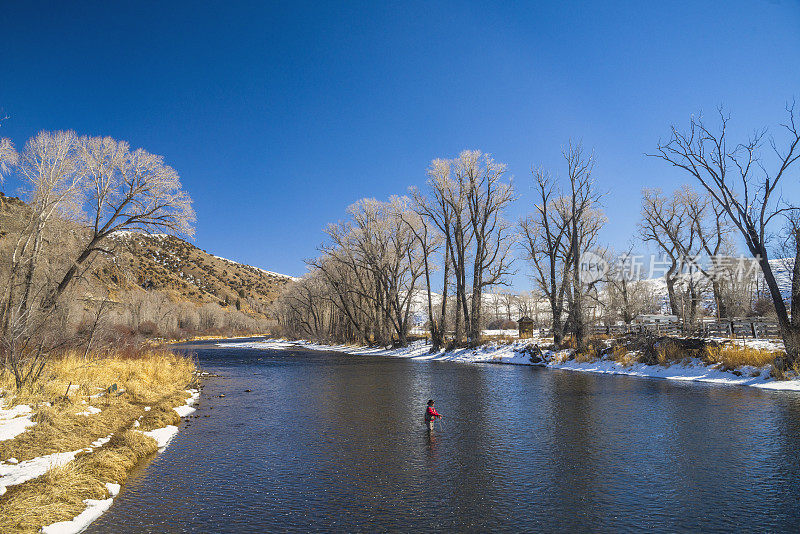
[1,1,799,287]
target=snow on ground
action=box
[37,389,202,532]
[138,389,199,450]
[40,483,119,534]
[0,450,80,496]
[76,406,102,416]
[0,399,35,442]
[0,431,116,497]
[141,425,179,450]
[482,329,519,338]
[229,337,800,392]
[217,339,297,351]
[173,389,200,417]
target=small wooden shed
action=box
[518,317,535,339]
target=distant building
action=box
[634,314,678,325]
[518,316,535,339]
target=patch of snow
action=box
[105,482,120,497]
[76,406,102,416]
[216,339,296,350]
[0,431,114,495]
[482,329,519,337]
[141,425,179,450]
[0,403,33,420]
[174,389,200,417]
[90,434,112,448]
[0,450,80,495]
[0,401,36,442]
[41,497,115,534]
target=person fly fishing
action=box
[424,399,442,431]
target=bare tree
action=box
[0,137,18,183]
[651,105,800,367]
[401,200,443,349]
[639,187,706,325]
[458,150,517,344]
[411,159,456,349]
[47,136,195,306]
[604,247,658,324]
[684,189,736,318]
[562,142,604,350]
[520,143,604,350]
[0,131,195,389]
[520,167,570,345]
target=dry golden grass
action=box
[608,343,640,367]
[704,344,780,371]
[550,350,572,364]
[573,335,610,363]
[138,401,182,431]
[0,431,159,534]
[655,341,690,366]
[559,336,577,350]
[0,349,195,533]
[2,349,195,406]
[0,349,194,462]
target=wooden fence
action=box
[589,318,781,339]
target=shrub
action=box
[704,344,779,371]
[137,320,158,337]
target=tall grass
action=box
[0,349,196,533]
[703,345,780,371]
[0,431,160,533]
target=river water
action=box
[87,339,800,533]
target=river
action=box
[87,339,800,532]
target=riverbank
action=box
[166,333,270,344]
[0,350,198,534]
[218,337,800,391]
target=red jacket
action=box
[425,406,440,421]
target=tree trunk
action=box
[436,238,451,351]
[665,271,680,316]
[711,279,727,319]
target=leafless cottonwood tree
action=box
[683,189,737,318]
[0,138,19,182]
[439,157,473,345]
[603,246,658,324]
[0,131,195,388]
[520,143,605,350]
[461,151,517,344]
[47,136,195,307]
[301,197,425,346]
[638,187,706,325]
[411,159,457,349]
[400,201,443,349]
[561,143,605,350]
[410,150,514,347]
[1,132,86,381]
[277,150,513,349]
[651,105,800,367]
[520,167,570,345]
[500,292,518,321]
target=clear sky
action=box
[2,1,799,287]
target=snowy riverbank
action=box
[217,338,800,392]
[0,389,199,534]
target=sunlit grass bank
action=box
[0,349,196,534]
